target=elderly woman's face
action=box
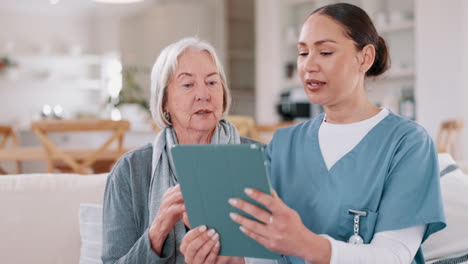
[165,48,224,134]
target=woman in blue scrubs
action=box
[180,3,446,264]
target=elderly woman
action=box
[101,37,257,264]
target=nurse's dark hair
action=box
[309,3,390,77]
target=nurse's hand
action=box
[180,226,245,264]
[228,189,330,263]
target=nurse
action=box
[180,3,446,264]
[226,3,446,264]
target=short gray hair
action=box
[150,37,231,129]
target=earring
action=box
[164,112,171,121]
[164,112,171,123]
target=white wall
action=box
[463,1,468,159]
[415,0,466,158]
[89,15,121,55]
[255,0,284,124]
[120,0,226,96]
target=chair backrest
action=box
[0,125,19,149]
[255,121,297,143]
[31,119,130,174]
[436,119,464,159]
[227,115,260,141]
[0,125,21,173]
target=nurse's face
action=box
[297,14,365,107]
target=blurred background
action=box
[1,0,467,171]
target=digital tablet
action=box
[171,144,280,259]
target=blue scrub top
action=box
[266,112,446,264]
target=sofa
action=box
[0,154,467,264]
[0,173,107,264]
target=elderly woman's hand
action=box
[228,188,330,262]
[149,185,185,255]
[183,212,190,228]
[180,226,245,264]
[180,226,220,264]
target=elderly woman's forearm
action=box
[103,229,173,264]
[149,224,169,255]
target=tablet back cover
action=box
[171,144,279,259]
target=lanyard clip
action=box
[347,209,367,244]
[348,209,367,217]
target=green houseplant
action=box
[115,65,150,112]
[0,57,17,73]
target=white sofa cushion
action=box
[79,203,103,264]
[422,154,468,263]
[0,173,108,264]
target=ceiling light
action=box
[93,0,144,3]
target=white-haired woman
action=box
[102,37,258,264]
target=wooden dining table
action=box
[0,147,130,162]
[0,146,133,174]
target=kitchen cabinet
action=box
[2,53,104,90]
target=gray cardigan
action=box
[102,138,263,264]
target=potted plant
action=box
[115,66,150,112]
[113,65,151,129]
[0,56,18,79]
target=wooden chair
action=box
[255,121,297,143]
[227,115,261,141]
[436,119,464,159]
[0,125,22,174]
[31,119,130,174]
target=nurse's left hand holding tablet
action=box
[229,188,331,263]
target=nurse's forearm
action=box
[321,225,425,264]
[297,230,331,264]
